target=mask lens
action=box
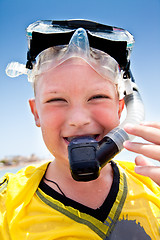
[34,28,121,85]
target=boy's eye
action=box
[89,95,109,101]
[46,98,67,103]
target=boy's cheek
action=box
[94,109,120,130]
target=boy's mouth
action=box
[64,134,100,143]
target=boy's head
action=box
[6,20,144,177]
[29,57,124,162]
[28,27,125,160]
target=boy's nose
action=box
[68,106,91,128]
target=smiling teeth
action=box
[65,135,98,142]
[66,137,78,142]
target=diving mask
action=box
[29,28,121,84]
[6,20,135,99]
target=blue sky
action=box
[0,0,160,161]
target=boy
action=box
[1,19,160,239]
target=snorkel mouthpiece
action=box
[68,136,100,181]
[68,136,119,181]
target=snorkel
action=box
[68,84,144,181]
[6,19,145,181]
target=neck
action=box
[45,158,113,190]
[44,158,114,209]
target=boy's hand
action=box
[123,122,160,186]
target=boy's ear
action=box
[118,98,125,118]
[29,99,40,127]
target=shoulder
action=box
[0,161,51,214]
[0,161,50,195]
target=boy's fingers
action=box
[123,141,160,161]
[134,164,160,186]
[141,121,160,129]
[124,123,160,145]
[135,155,153,167]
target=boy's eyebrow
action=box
[44,89,61,94]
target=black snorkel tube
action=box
[68,70,145,181]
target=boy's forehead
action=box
[37,58,92,83]
[38,57,112,82]
[48,58,96,72]
[35,58,88,91]
[35,57,117,95]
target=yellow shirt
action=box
[0,160,160,240]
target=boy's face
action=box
[29,59,123,165]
